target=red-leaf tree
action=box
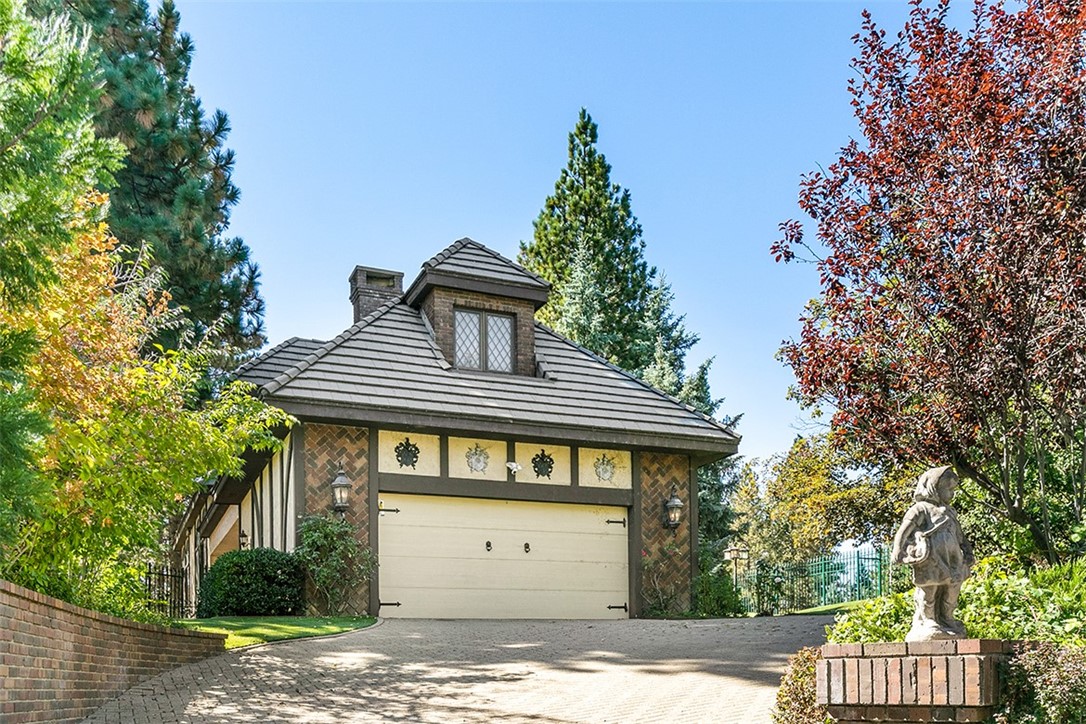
[774,0,1086,560]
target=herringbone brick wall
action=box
[303,423,371,614]
[639,452,692,613]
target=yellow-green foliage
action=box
[827,557,1086,646]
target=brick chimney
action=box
[349,265,404,322]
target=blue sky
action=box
[174,0,916,461]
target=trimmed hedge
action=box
[196,548,304,617]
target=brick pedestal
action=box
[816,639,1013,723]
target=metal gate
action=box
[144,564,188,619]
[735,547,889,615]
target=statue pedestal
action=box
[816,639,1013,723]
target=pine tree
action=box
[519,108,654,373]
[30,0,265,352]
[522,110,740,554]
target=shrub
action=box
[195,548,304,617]
[640,542,684,617]
[294,515,377,615]
[827,556,1086,646]
[996,642,1086,724]
[772,647,832,724]
[825,591,912,644]
[693,560,744,617]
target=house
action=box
[174,238,739,619]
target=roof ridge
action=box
[233,336,305,377]
[419,237,550,290]
[263,297,404,395]
[463,239,552,289]
[421,237,471,270]
[534,323,740,441]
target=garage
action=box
[377,493,630,619]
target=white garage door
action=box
[377,493,629,619]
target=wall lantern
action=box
[239,529,249,550]
[663,485,684,531]
[331,467,352,519]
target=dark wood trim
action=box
[275,438,284,547]
[404,269,550,309]
[506,439,516,482]
[198,502,228,537]
[439,434,450,478]
[251,469,261,546]
[267,460,275,549]
[379,474,632,507]
[570,447,580,487]
[629,451,643,618]
[249,484,256,547]
[271,399,738,458]
[368,426,380,616]
[293,424,306,548]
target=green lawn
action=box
[789,600,866,616]
[176,616,376,649]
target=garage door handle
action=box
[486,541,492,551]
[608,604,628,612]
[524,542,530,553]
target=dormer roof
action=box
[403,237,550,309]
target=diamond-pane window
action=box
[486,315,513,372]
[454,310,481,368]
[453,308,516,373]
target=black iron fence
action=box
[144,564,188,619]
[734,546,890,615]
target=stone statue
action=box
[891,466,974,642]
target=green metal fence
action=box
[733,546,890,615]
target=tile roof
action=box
[244,300,739,456]
[233,337,326,388]
[421,237,550,290]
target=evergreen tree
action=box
[30,0,265,352]
[519,108,654,373]
[522,109,741,555]
[553,236,618,354]
[641,275,698,396]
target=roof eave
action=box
[265,395,740,458]
[403,269,550,309]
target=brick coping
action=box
[0,578,224,643]
[822,639,1017,658]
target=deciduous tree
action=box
[0,0,122,551]
[0,194,290,615]
[774,0,1086,560]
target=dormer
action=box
[403,238,550,376]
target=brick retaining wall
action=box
[0,578,225,723]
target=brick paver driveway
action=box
[85,616,832,724]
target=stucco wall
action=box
[0,579,224,723]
